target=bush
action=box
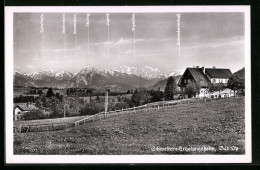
[22,109,47,120]
[79,103,104,116]
[115,102,129,110]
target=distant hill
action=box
[233,67,245,78]
[148,75,182,91]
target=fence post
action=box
[26,126,29,133]
[158,105,159,111]
[93,116,94,122]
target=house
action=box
[13,103,37,121]
[178,66,233,98]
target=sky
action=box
[13,12,245,74]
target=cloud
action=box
[111,37,132,48]
[183,36,244,50]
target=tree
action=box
[96,94,100,102]
[37,90,43,96]
[164,76,177,100]
[150,90,164,102]
[46,88,54,97]
[207,83,215,94]
[55,92,63,101]
[217,82,225,94]
[227,74,245,96]
[22,109,47,120]
[131,88,150,106]
[185,81,201,98]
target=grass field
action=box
[13,116,91,133]
[14,97,245,155]
[14,116,89,128]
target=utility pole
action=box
[104,88,109,118]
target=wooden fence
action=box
[73,97,225,127]
[14,96,237,133]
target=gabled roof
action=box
[205,68,232,79]
[174,75,182,84]
[14,103,37,111]
[179,67,233,87]
[186,68,210,86]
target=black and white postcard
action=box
[5,6,251,163]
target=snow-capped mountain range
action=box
[14,65,179,91]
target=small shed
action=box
[13,103,37,121]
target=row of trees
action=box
[14,95,40,103]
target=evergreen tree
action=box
[164,76,177,100]
[46,88,54,97]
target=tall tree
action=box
[164,76,177,100]
[46,88,54,97]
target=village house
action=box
[177,66,234,98]
[13,103,37,121]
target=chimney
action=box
[213,66,216,69]
[202,66,205,74]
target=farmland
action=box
[13,87,66,97]
[14,97,245,155]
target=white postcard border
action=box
[5,6,251,164]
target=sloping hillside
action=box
[14,97,245,155]
[233,67,245,78]
[149,75,182,91]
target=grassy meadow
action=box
[14,97,245,155]
[14,115,90,128]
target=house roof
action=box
[186,68,210,86]
[174,75,182,84]
[205,68,232,79]
[14,103,37,111]
[179,67,233,87]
